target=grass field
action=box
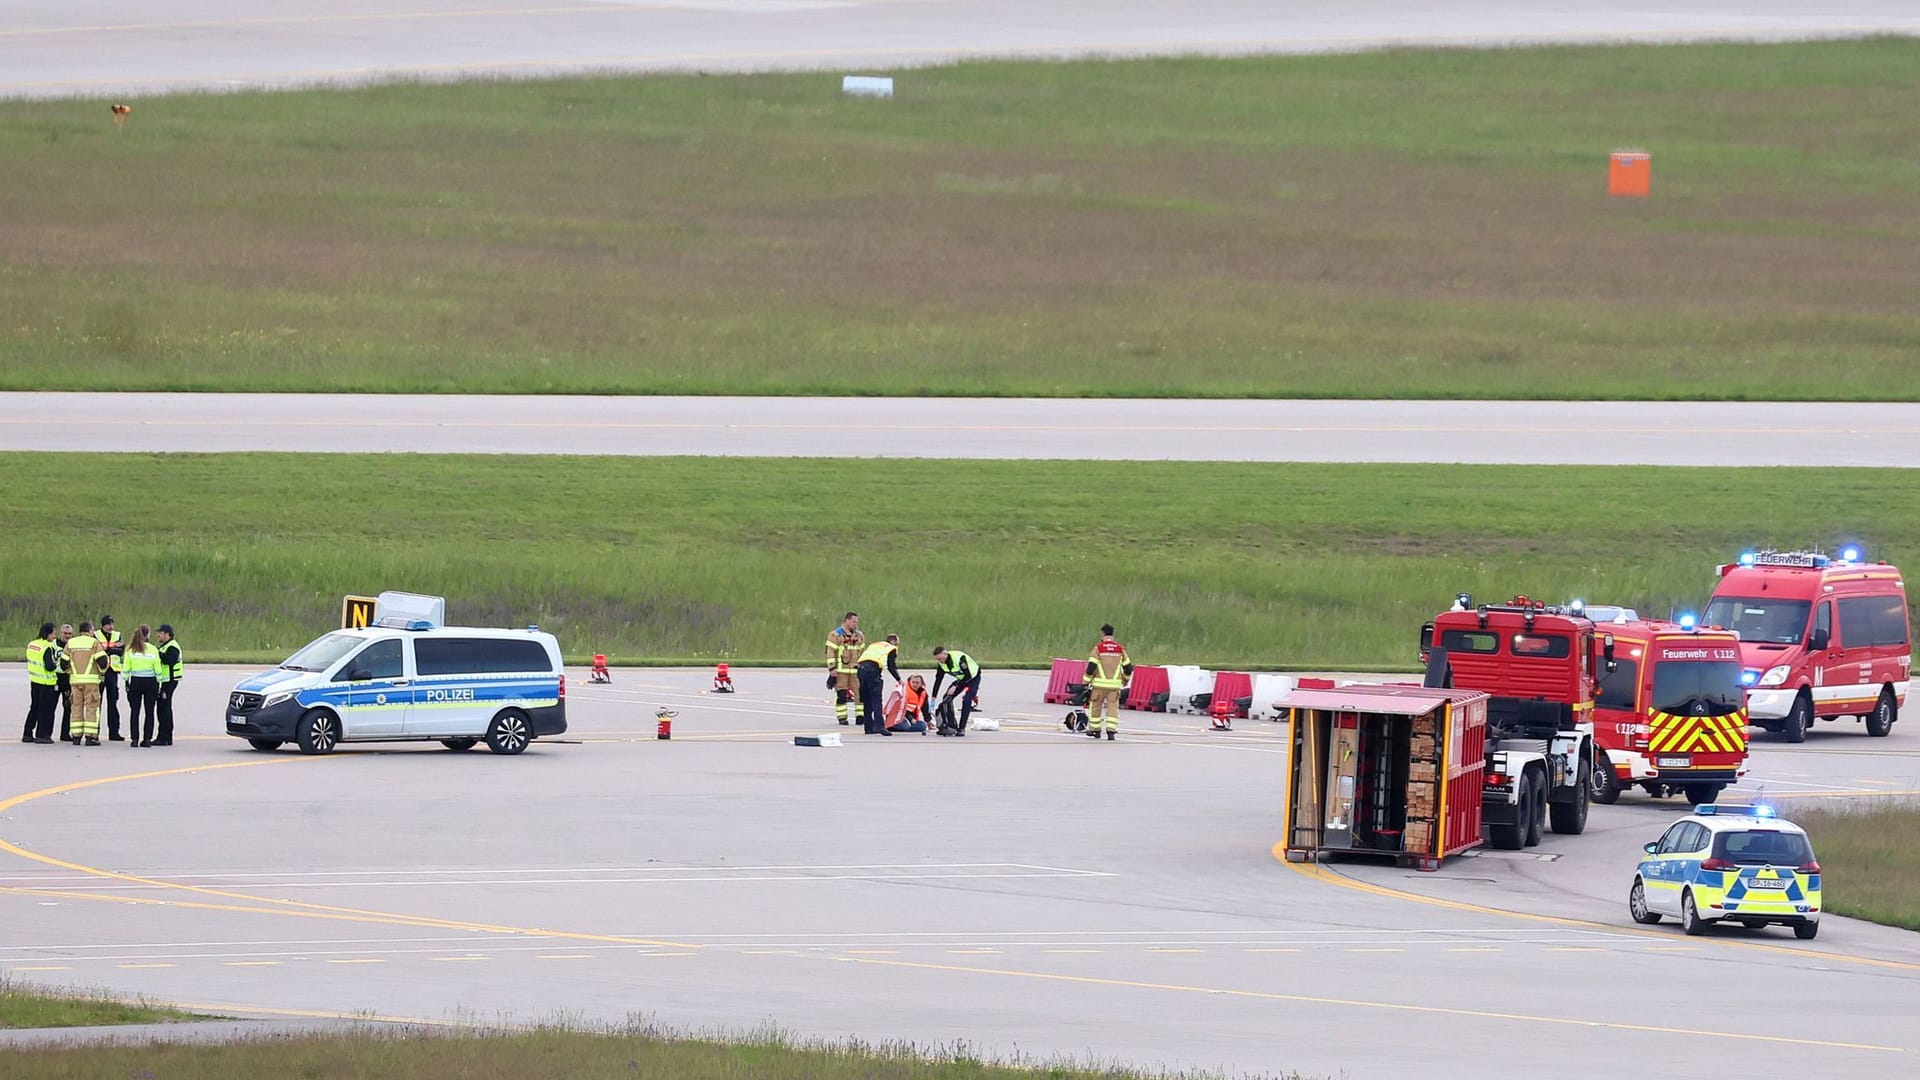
[0,1024,1313,1080]
[6,454,1915,667]
[1794,802,1920,932]
[0,976,200,1029]
[2,39,1917,398]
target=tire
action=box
[1680,890,1708,936]
[1629,878,1661,924]
[1683,783,1722,807]
[247,738,284,752]
[485,709,531,755]
[1489,790,1526,850]
[440,738,479,751]
[1522,774,1544,848]
[1550,755,1591,835]
[1590,750,1621,806]
[1794,921,1819,941]
[1866,690,1896,738]
[1783,694,1811,744]
[295,709,340,755]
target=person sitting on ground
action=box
[888,674,931,734]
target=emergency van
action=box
[1705,550,1910,741]
[224,593,565,755]
[1588,616,1748,806]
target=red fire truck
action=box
[1422,596,1748,813]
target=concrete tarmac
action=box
[8,393,1920,464]
[3,1,1917,100]
[1,664,1915,1078]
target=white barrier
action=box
[1164,666,1215,715]
[1249,673,1297,720]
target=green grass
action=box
[0,976,202,1029]
[7,454,1916,668]
[3,39,1919,398]
[0,1024,1315,1079]
[1793,802,1920,931]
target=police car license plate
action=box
[228,714,244,726]
[1747,878,1789,890]
[1657,756,1691,768]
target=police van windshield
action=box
[1650,660,1744,717]
[1703,597,1810,645]
[280,632,363,672]
[1712,830,1814,867]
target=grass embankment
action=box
[7,454,1915,667]
[0,1026,1312,1080]
[0,976,200,1029]
[1794,802,1920,931]
[2,40,1918,398]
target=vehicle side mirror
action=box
[1808,628,1829,651]
[1643,842,1659,855]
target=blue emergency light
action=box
[1569,598,1585,615]
[1738,551,1758,566]
[1841,546,1862,563]
[1740,670,1759,687]
[1679,612,1698,632]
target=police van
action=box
[224,594,566,755]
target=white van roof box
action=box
[373,591,445,630]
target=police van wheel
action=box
[1783,695,1811,743]
[246,738,284,753]
[485,710,531,755]
[1866,691,1896,738]
[295,710,339,755]
[1628,879,1660,924]
[1680,890,1707,936]
[441,738,479,751]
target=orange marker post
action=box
[1608,151,1650,198]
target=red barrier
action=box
[1043,657,1083,704]
[1212,671,1253,718]
[1124,665,1169,711]
[1296,677,1336,690]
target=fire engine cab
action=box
[1706,549,1910,742]
[1588,614,1748,806]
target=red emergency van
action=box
[1588,618,1748,805]
[1705,550,1911,741]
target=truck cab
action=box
[1589,618,1747,805]
[1706,550,1910,742]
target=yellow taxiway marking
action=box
[1273,843,1920,973]
[9,965,71,971]
[831,955,1907,1054]
[0,760,698,951]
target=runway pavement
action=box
[1,664,1915,1078]
[3,0,1917,100]
[9,392,1920,464]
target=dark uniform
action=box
[930,648,983,736]
[23,627,59,744]
[155,626,182,747]
[855,637,902,736]
[98,620,125,741]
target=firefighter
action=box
[929,646,982,736]
[23,622,59,744]
[855,633,902,736]
[1084,624,1133,741]
[154,624,182,747]
[824,611,864,726]
[64,622,104,746]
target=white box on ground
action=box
[842,75,894,98]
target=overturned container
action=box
[1280,684,1488,872]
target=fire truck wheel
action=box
[1866,691,1896,737]
[1682,783,1722,806]
[1522,773,1544,847]
[1783,695,1811,743]
[1590,752,1621,805]
[1550,756,1590,835]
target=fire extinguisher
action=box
[656,707,677,740]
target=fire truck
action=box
[1417,597,1598,849]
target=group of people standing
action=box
[823,612,983,736]
[23,617,183,747]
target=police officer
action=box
[23,622,59,744]
[98,615,126,742]
[1084,624,1133,741]
[64,622,105,746]
[824,612,864,726]
[54,623,74,741]
[154,624,182,747]
[855,634,902,736]
[929,646,982,736]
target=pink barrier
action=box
[1296,677,1336,690]
[1212,671,1253,717]
[1043,657,1083,704]
[1125,665,1170,711]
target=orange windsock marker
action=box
[1608,151,1650,198]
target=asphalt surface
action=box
[2,663,1916,1078]
[4,0,1918,100]
[9,393,1920,465]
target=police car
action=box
[1628,804,1821,939]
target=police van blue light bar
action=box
[1697,804,1776,818]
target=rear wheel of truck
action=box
[1522,774,1544,847]
[1783,695,1811,743]
[1489,791,1527,851]
[1590,751,1621,806]
[1866,690,1896,737]
[1550,755,1591,834]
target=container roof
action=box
[1277,683,1488,715]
